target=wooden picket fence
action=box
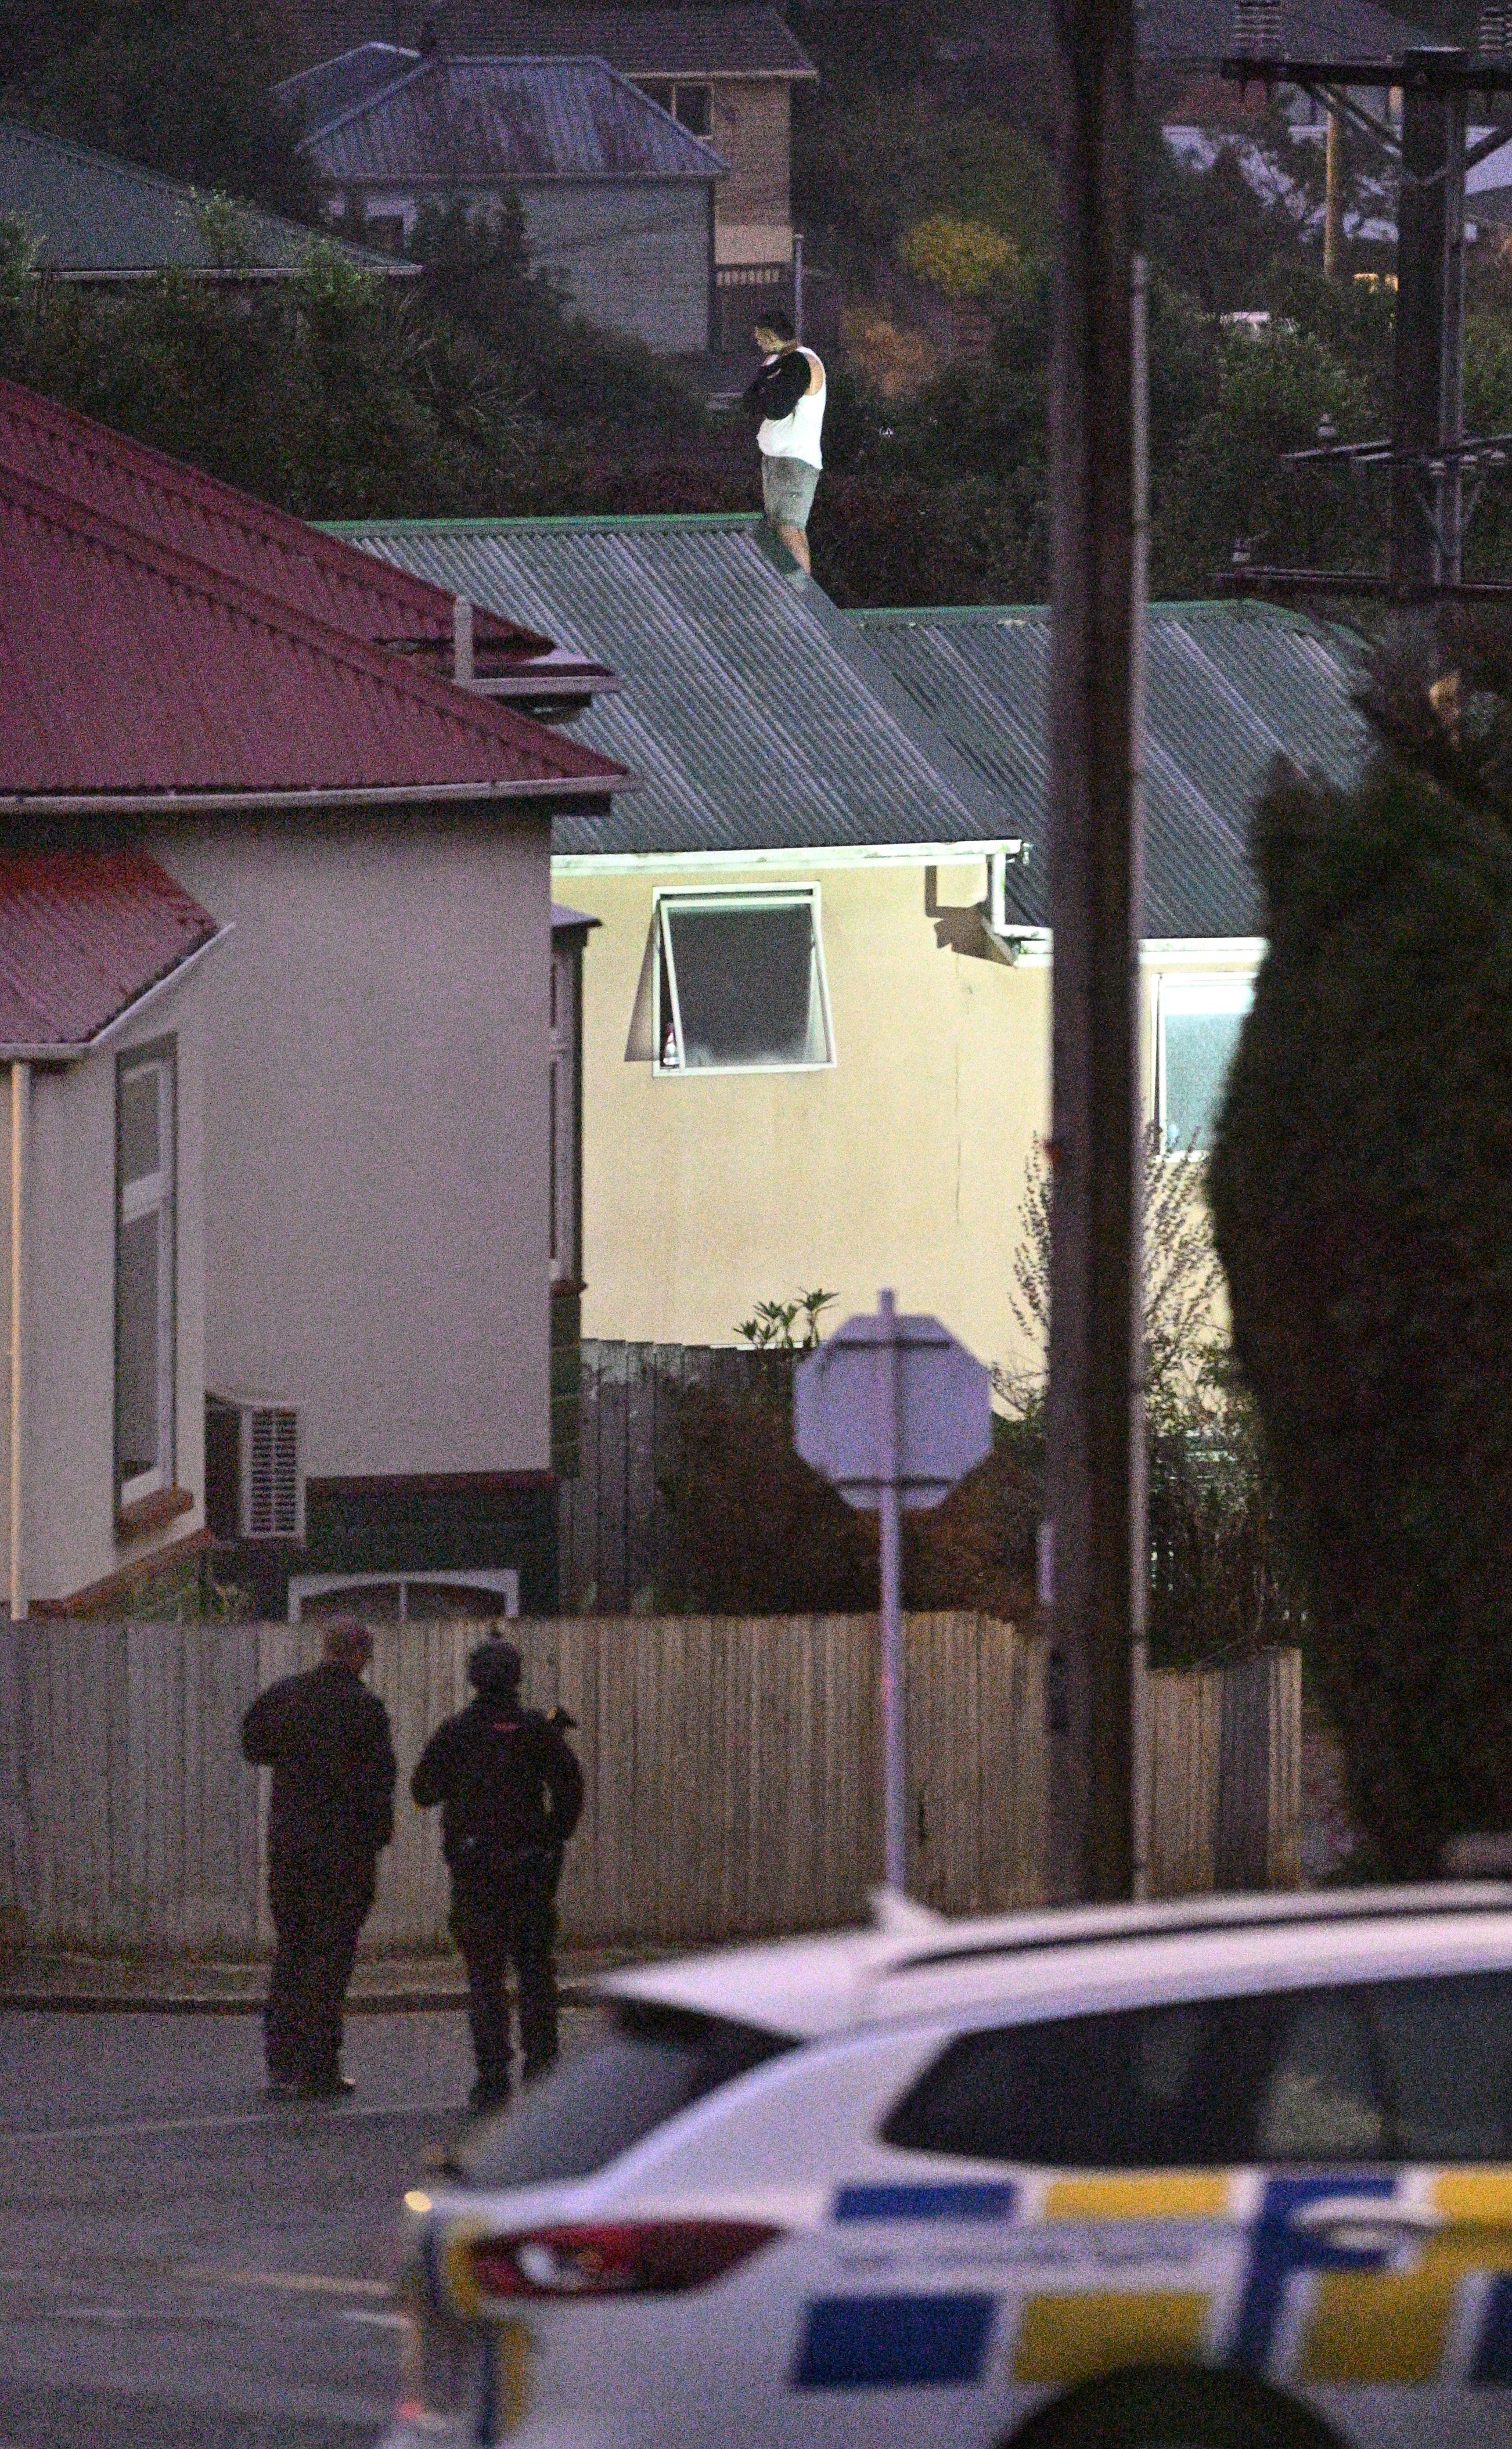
[0,1619,1300,1957]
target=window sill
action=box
[116,1486,195,1543]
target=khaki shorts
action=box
[762,455,820,529]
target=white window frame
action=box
[116,1042,177,1507]
[1155,973,1255,1159]
[287,1569,520,1625]
[651,885,836,1079]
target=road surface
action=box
[0,2004,586,2448]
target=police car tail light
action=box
[470,2219,782,2300]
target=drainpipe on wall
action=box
[8,1060,28,1622]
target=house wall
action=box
[520,181,712,352]
[0,966,208,1611]
[148,810,554,1488]
[706,77,794,262]
[561,856,1261,1382]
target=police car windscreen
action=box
[457,2003,797,2189]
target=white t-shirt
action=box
[758,348,826,469]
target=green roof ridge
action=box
[323,511,765,536]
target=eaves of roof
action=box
[0,464,627,811]
[0,848,226,1054]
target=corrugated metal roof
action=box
[1139,0,1421,66]
[342,516,1036,887]
[0,466,624,806]
[303,54,726,182]
[0,379,552,667]
[852,602,1372,938]
[0,118,406,278]
[286,5,815,78]
[344,516,1371,937]
[0,849,219,1047]
[276,42,422,134]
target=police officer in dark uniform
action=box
[411,1640,584,2111]
[240,1620,397,2099]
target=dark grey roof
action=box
[275,42,422,136]
[333,514,1029,876]
[288,5,815,77]
[0,119,406,278]
[300,53,726,181]
[1139,0,1428,67]
[853,603,1371,939]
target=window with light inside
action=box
[654,891,833,1074]
[116,1043,176,1502]
[1158,975,1254,1155]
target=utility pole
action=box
[1045,0,1143,1905]
[1392,52,1467,586]
[1218,24,1512,605]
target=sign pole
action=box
[877,1288,906,1892]
[793,1296,992,1902]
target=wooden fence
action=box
[0,1619,1300,1957]
[557,1341,787,1614]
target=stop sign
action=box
[794,1303,992,1511]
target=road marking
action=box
[342,2310,409,2329]
[174,2264,392,2299]
[0,2099,458,2145]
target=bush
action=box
[899,215,1020,300]
[656,1355,1040,1623]
[1210,745,1512,1873]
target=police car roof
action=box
[595,1885,1512,2041]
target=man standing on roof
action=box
[744,308,826,577]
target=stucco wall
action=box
[563,856,1047,1375]
[521,181,712,352]
[149,811,553,1483]
[0,967,208,1609]
[561,856,1260,1381]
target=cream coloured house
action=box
[346,514,1371,1385]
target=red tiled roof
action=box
[0,463,626,806]
[0,379,552,668]
[0,850,220,1049]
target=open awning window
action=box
[654,889,834,1074]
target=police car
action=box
[384,1885,1512,2447]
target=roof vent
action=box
[1232,1,1282,58]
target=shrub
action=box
[899,214,1020,300]
[1210,749,1512,1872]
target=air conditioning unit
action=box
[206,1394,303,1541]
